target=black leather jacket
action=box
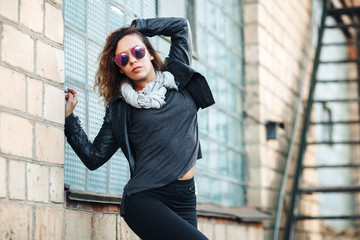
[65,18,215,177]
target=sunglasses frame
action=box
[112,45,146,67]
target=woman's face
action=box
[115,34,155,83]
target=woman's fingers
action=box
[64,88,78,118]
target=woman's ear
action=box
[150,54,154,61]
[119,68,124,74]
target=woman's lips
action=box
[132,66,142,72]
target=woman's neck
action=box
[133,71,157,92]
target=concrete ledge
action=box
[197,203,273,222]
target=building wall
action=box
[0,0,66,239]
[243,0,322,239]
[0,0,263,239]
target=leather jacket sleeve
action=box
[132,17,215,109]
[132,17,192,66]
[65,107,119,171]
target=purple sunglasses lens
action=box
[132,46,146,59]
[115,46,146,66]
[120,54,129,66]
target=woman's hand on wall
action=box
[65,88,78,118]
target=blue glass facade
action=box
[64,0,246,206]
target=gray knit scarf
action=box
[120,71,178,109]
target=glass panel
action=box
[88,0,107,43]
[196,0,206,25]
[88,40,102,87]
[198,108,208,134]
[195,174,211,202]
[157,37,171,60]
[64,29,87,84]
[64,0,86,31]
[143,0,156,18]
[207,34,217,68]
[88,91,105,140]
[197,26,207,60]
[215,6,225,40]
[197,139,208,171]
[108,4,125,33]
[206,1,216,34]
[88,163,108,193]
[217,111,228,143]
[109,152,130,194]
[133,0,142,18]
[65,146,87,190]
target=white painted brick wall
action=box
[199,221,214,239]
[49,167,64,203]
[36,41,64,83]
[118,216,141,240]
[27,163,49,203]
[8,160,26,200]
[35,123,64,164]
[65,210,92,239]
[214,224,226,240]
[27,77,43,116]
[0,0,18,22]
[20,0,43,33]
[35,207,65,240]
[0,203,33,239]
[0,66,26,111]
[1,24,34,72]
[0,112,33,158]
[0,157,6,198]
[44,3,64,44]
[93,214,117,240]
[43,83,65,124]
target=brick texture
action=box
[49,167,64,203]
[118,216,140,240]
[1,24,34,72]
[27,77,43,116]
[0,157,6,198]
[43,84,65,124]
[199,221,214,239]
[44,3,64,44]
[36,41,64,83]
[92,214,117,240]
[27,163,49,203]
[65,210,92,239]
[0,0,18,21]
[0,203,33,240]
[0,66,26,111]
[8,160,26,200]
[214,224,227,240]
[35,207,65,240]
[35,123,64,164]
[0,112,33,158]
[20,0,43,33]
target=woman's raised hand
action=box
[65,88,78,118]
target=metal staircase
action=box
[273,0,360,239]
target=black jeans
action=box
[123,178,208,240]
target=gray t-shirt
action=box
[124,89,201,196]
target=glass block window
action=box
[63,0,158,194]
[193,0,246,207]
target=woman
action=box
[65,18,214,239]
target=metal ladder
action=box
[277,0,360,239]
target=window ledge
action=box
[66,190,273,223]
[67,189,122,205]
[197,203,273,222]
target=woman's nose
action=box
[128,54,137,64]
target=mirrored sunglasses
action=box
[113,45,146,67]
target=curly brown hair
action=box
[94,27,165,105]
